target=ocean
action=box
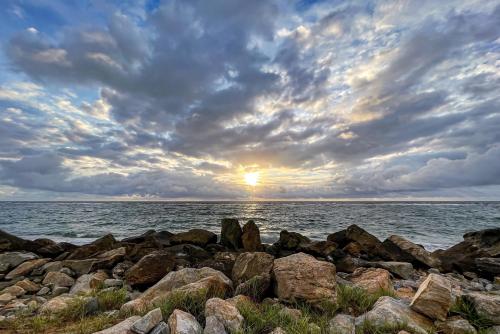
[0,201,499,251]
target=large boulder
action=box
[125,251,176,287]
[204,315,227,334]
[475,258,500,279]
[348,268,393,293]
[94,316,141,334]
[277,230,310,250]
[327,229,349,248]
[383,235,440,268]
[273,252,336,305]
[5,258,50,279]
[464,291,500,325]
[66,234,118,260]
[121,267,232,312]
[170,229,217,247]
[0,229,40,253]
[70,271,108,295]
[90,247,126,270]
[168,309,202,334]
[345,225,391,260]
[220,218,242,250]
[0,252,39,273]
[434,228,500,273]
[205,297,244,332]
[356,296,434,334]
[232,252,274,285]
[241,220,263,252]
[298,241,338,258]
[410,273,452,321]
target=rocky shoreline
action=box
[0,219,499,333]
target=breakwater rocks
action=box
[0,220,499,333]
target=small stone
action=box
[104,278,124,288]
[93,316,142,334]
[70,271,108,295]
[59,267,75,277]
[0,293,15,305]
[43,271,75,287]
[39,295,74,313]
[37,286,50,296]
[410,273,452,321]
[15,279,40,293]
[150,321,170,334]
[168,309,202,334]
[279,307,302,321]
[1,285,26,297]
[205,297,243,333]
[349,268,393,293]
[204,315,227,334]
[131,307,163,334]
[270,328,286,334]
[328,314,355,334]
[53,286,70,296]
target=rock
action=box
[204,315,227,334]
[94,316,142,334]
[273,252,336,305]
[42,271,75,287]
[383,235,440,268]
[345,225,391,260]
[235,275,270,301]
[0,252,39,273]
[0,229,40,253]
[113,261,134,279]
[395,287,415,301]
[327,229,349,248]
[434,228,500,274]
[358,261,414,280]
[0,293,15,305]
[66,234,118,260]
[165,244,211,261]
[464,291,500,325]
[269,328,286,334]
[435,316,477,334]
[278,230,310,250]
[168,309,202,334]
[205,297,243,332]
[37,286,50,296]
[299,241,338,258]
[356,296,434,334]
[91,247,126,270]
[485,326,500,334]
[121,267,232,313]
[241,220,263,252]
[410,273,452,321]
[122,230,157,243]
[328,314,355,334]
[104,279,124,288]
[15,279,40,293]
[170,229,217,247]
[220,218,242,250]
[196,252,237,278]
[132,308,163,334]
[62,259,96,276]
[5,258,49,280]
[39,294,74,313]
[476,258,500,279]
[232,252,274,285]
[150,321,170,334]
[60,267,75,277]
[125,251,176,287]
[1,285,25,297]
[349,268,393,293]
[53,286,70,296]
[343,242,363,257]
[70,271,108,295]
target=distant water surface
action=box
[0,201,499,251]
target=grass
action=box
[156,286,227,325]
[0,288,130,334]
[335,284,396,316]
[449,296,495,330]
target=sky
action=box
[0,0,499,201]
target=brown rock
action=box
[5,258,50,280]
[349,267,393,293]
[125,251,176,287]
[205,297,244,332]
[232,252,274,285]
[410,273,452,321]
[241,220,263,251]
[299,241,337,258]
[93,316,142,334]
[70,271,108,295]
[15,279,40,293]
[170,229,217,247]
[273,252,336,305]
[345,225,391,260]
[66,234,118,260]
[0,229,40,253]
[383,235,440,268]
[436,316,477,334]
[42,271,75,287]
[168,309,202,334]
[90,247,126,270]
[221,218,242,250]
[343,242,363,257]
[278,230,310,250]
[62,259,96,276]
[464,291,500,325]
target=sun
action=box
[244,172,260,186]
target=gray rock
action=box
[168,309,202,334]
[37,286,50,296]
[0,252,39,273]
[151,321,170,334]
[435,316,477,334]
[328,314,355,334]
[131,308,163,334]
[93,316,141,334]
[59,267,75,277]
[465,291,500,325]
[52,286,70,296]
[104,279,124,288]
[204,315,227,334]
[43,271,75,287]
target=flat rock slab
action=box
[410,273,452,321]
[168,309,202,334]
[94,316,141,334]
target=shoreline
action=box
[0,219,499,333]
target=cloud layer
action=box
[0,0,499,200]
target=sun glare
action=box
[244,172,260,186]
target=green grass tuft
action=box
[450,296,495,330]
[335,284,395,316]
[95,287,128,311]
